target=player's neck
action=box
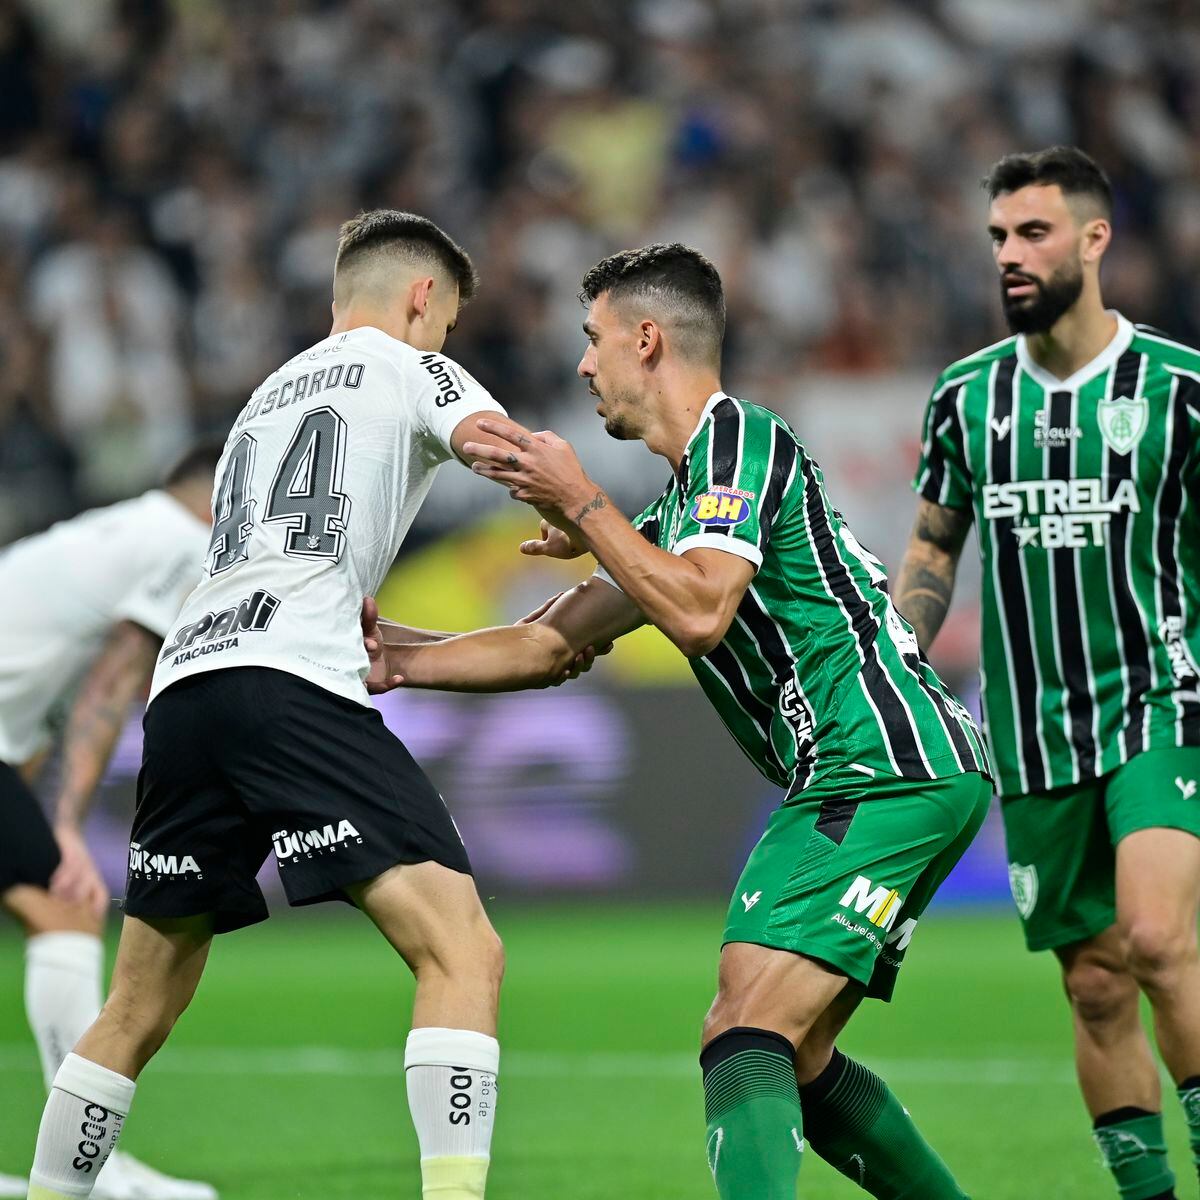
[1023,293,1117,382]
[644,376,723,472]
[330,305,408,342]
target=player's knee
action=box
[1124,920,1196,993]
[475,926,505,991]
[1063,957,1137,1026]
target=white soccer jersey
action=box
[0,491,208,764]
[149,326,505,707]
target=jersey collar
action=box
[676,391,728,483]
[682,391,728,452]
[1015,310,1133,392]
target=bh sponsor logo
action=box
[982,478,1139,549]
[128,842,202,879]
[272,820,363,863]
[161,589,280,663]
[832,876,917,959]
[690,486,755,528]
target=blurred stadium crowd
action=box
[1,0,1198,543]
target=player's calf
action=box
[352,862,504,1199]
[698,944,847,1200]
[793,988,969,1199]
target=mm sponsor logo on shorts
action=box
[839,875,903,929]
[272,819,363,863]
[161,589,280,663]
[982,478,1139,549]
[128,842,202,880]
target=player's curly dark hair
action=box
[983,146,1113,220]
[336,209,478,303]
[579,243,725,365]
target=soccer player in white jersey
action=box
[21,210,556,1200]
[0,447,218,1200]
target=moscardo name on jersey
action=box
[161,589,281,663]
[690,486,756,528]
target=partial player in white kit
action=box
[22,210,561,1200]
[0,448,219,1200]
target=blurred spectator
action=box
[0,0,1198,542]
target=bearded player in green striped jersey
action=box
[364,243,992,1199]
[897,146,1200,1200]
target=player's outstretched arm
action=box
[364,578,641,694]
[49,619,161,917]
[463,420,756,658]
[893,499,973,651]
[450,412,587,558]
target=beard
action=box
[593,384,640,440]
[1000,261,1085,334]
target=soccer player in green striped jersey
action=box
[366,244,992,1198]
[897,146,1200,1200]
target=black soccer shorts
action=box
[0,760,60,893]
[125,666,472,933]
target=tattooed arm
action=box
[894,499,973,651]
[461,420,755,658]
[47,620,161,916]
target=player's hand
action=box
[516,593,613,683]
[464,421,599,523]
[548,639,614,685]
[361,597,404,694]
[521,519,587,560]
[49,825,109,921]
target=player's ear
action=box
[638,320,662,363]
[1082,217,1111,264]
[409,275,435,319]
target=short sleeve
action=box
[913,376,973,510]
[114,539,206,637]
[669,401,795,572]
[410,351,507,461]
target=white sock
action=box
[405,1027,499,1197]
[25,933,104,1091]
[29,1053,135,1198]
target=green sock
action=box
[701,1027,804,1200]
[1093,1108,1175,1200]
[1179,1077,1200,1181]
[799,1049,967,1199]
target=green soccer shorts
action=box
[1001,745,1200,952]
[722,767,992,1002]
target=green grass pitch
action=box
[0,905,1189,1197]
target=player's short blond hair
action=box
[334,210,478,304]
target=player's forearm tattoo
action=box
[895,564,955,649]
[913,502,972,555]
[574,491,607,524]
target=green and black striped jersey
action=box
[915,313,1200,798]
[605,392,990,794]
